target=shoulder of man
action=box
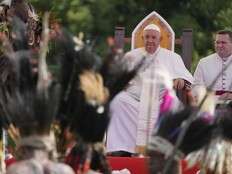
[7,160,75,174]
[159,47,180,57]
[125,47,144,57]
[48,162,75,174]
[6,160,43,174]
[198,53,217,64]
[124,48,146,64]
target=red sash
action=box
[215,90,232,95]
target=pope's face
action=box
[143,29,161,54]
[215,34,232,58]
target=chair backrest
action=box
[131,11,175,51]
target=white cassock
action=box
[106,47,193,153]
[194,53,232,92]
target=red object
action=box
[108,157,149,174]
[64,151,81,172]
[215,90,232,95]
[5,156,16,168]
[181,160,200,174]
[107,157,200,174]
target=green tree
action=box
[30,0,232,69]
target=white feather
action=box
[0,0,12,6]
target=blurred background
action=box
[30,0,232,72]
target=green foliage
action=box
[214,2,232,30]
[29,0,232,70]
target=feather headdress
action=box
[0,0,12,7]
[53,27,141,173]
[55,28,141,143]
[150,88,232,174]
[185,104,232,174]
[0,14,59,154]
[148,105,215,174]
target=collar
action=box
[217,53,232,62]
[142,46,161,57]
[148,46,161,57]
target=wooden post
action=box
[114,27,125,50]
[181,29,193,70]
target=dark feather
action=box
[154,107,214,155]
[0,78,60,136]
[10,16,28,50]
[69,89,109,143]
[0,13,59,137]
[13,50,35,93]
[100,49,142,100]
[217,106,232,139]
[180,116,214,154]
[10,0,29,23]
[155,108,192,144]
[56,30,140,143]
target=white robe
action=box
[106,47,193,153]
[194,53,232,91]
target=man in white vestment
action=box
[106,24,193,155]
[194,30,232,100]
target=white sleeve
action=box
[170,54,194,83]
[193,61,205,86]
[123,51,137,71]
